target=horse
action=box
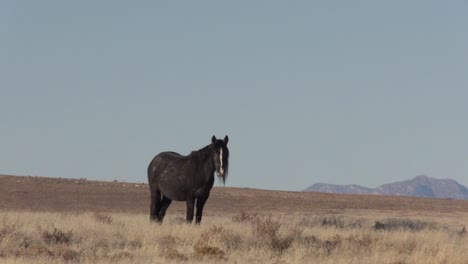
[147,135,229,224]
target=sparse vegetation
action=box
[41,227,74,245]
[93,212,113,224]
[298,215,365,229]
[372,218,436,231]
[1,210,466,263]
[231,210,256,223]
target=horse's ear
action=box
[223,135,229,144]
[212,135,217,144]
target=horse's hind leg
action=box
[150,190,162,222]
[158,195,172,222]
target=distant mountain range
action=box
[303,175,468,200]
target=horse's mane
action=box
[188,143,228,184]
[189,144,213,161]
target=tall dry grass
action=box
[0,210,467,263]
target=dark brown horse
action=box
[148,135,229,224]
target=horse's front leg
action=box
[195,192,210,224]
[186,197,195,223]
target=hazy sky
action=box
[1,1,467,191]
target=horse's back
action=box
[156,151,183,159]
[148,151,193,201]
[149,151,183,171]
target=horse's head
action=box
[211,135,229,183]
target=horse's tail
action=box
[147,156,158,188]
[148,155,160,222]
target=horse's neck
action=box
[191,145,215,174]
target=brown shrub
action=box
[0,222,16,240]
[110,251,133,261]
[206,224,225,235]
[93,212,113,224]
[53,245,80,261]
[163,248,188,261]
[220,232,242,250]
[270,236,294,253]
[112,233,142,249]
[299,216,364,229]
[253,216,281,240]
[397,240,417,255]
[198,224,242,251]
[157,234,178,249]
[15,238,52,257]
[252,216,296,254]
[297,234,321,246]
[0,223,43,258]
[232,210,256,223]
[158,235,188,261]
[374,219,436,231]
[296,234,341,255]
[194,244,225,259]
[345,233,375,248]
[322,235,342,255]
[41,227,74,245]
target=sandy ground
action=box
[2,174,468,219]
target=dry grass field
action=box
[1,175,468,263]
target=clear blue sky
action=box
[1,1,467,191]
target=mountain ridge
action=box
[303,175,468,200]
